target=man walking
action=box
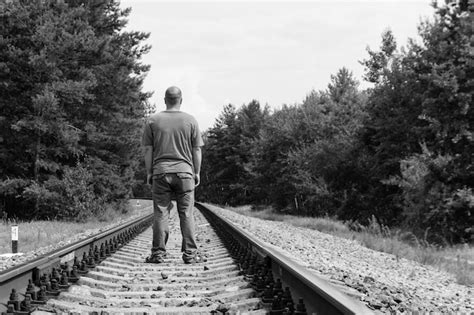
[142,86,204,264]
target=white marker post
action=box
[136,200,140,206]
[11,224,18,253]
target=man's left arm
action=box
[144,145,153,185]
[142,121,154,185]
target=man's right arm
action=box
[192,146,202,186]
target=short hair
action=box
[165,97,181,106]
[165,86,182,105]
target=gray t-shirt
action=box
[142,111,204,175]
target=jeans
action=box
[151,173,197,261]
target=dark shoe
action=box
[145,253,165,264]
[183,253,206,264]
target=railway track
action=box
[0,202,371,314]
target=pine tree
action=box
[285,69,367,215]
[0,0,151,219]
[199,101,268,205]
[200,104,239,204]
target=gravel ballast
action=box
[203,204,472,314]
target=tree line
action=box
[0,0,151,220]
[0,0,471,244]
[198,1,473,244]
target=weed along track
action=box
[1,202,370,314]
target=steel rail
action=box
[0,210,153,313]
[196,202,373,315]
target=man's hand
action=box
[147,174,153,185]
[194,174,200,187]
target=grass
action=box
[226,205,474,286]
[0,199,153,255]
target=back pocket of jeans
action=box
[177,173,193,179]
[176,173,194,192]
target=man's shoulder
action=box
[180,112,198,123]
[148,111,198,125]
[170,111,198,125]
[146,112,161,123]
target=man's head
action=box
[164,86,182,108]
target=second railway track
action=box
[1,202,371,314]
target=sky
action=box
[120,0,435,130]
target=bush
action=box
[58,162,106,221]
[386,145,473,244]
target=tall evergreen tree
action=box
[285,69,367,215]
[0,0,151,219]
[200,104,239,204]
[199,101,268,205]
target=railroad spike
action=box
[285,300,295,315]
[32,286,47,304]
[59,271,70,289]
[255,276,265,292]
[82,252,88,263]
[262,285,274,303]
[20,293,35,313]
[50,279,58,291]
[111,237,118,252]
[246,263,256,277]
[294,298,307,315]
[4,304,15,315]
[25,279,37,301]
[38,274,48,288]
[51,267,61,282]
[265,273,274,287]
[87,253,96,268]
[73,256,80,268]
[270,294,284,315]
[69,265,80,282]
[78,258,89,275]
[100,243,106,259]
[94,245,100,262]
[273,278,284,295]
[46,279,60,297]
[105,240,112,256]
[7,289,20,311]
[282,287,294,308]
[64,262,72,276]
